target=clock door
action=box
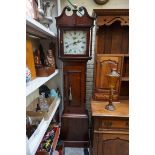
[63,62,86,114]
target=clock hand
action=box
[73,40,81,45]
[65,40,81,48]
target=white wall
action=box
[61,0,129,15]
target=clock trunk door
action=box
[63,62,86,114]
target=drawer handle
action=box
[104,121,112,128]
[126,121,129,126]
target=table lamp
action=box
[105,68,120,111]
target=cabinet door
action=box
[98,131,129,155]
[63,62,86,114]
[94,55,123,100]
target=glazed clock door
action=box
[63,62,86,114]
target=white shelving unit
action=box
[26,16,56,38]
[26,69,59,97]
[26,10,61,154]
[28,97,61,155]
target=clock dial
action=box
[63,30,87,55]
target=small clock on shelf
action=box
[56,6,95,60]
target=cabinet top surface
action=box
[91,100,129,118]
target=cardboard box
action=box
[26,96,58,120]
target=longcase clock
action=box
[56,6,95,147]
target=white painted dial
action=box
[63,30,87,55]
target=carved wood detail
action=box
[97,16,129,26]
[93,9,129,28]
[101,137,129,155]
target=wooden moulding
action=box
[26,96,58,121]
[36,66,55,77]
[96,16,129,26]
[93,9,129,27]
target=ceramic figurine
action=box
[34,49,42,68]
[44,49,55,67]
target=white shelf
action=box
[26,15,56,38]
[26,69,59,97]
[28,97,61,155]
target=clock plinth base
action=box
[61,113,89,147]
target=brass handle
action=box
[69,85,72,101]
[104,121,112,128]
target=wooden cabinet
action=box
[91,9,129,155]
[91,100,129,155]
[93,9,129,100]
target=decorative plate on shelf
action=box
[94,0,109,5]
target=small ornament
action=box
[34,49,42,68]
[26,66,31,83]
[93,0,109,5]
[44,49,55,67]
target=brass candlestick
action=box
[105,68,120,111]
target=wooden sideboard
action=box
[90,100,129,155]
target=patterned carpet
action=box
[65,147,89,155]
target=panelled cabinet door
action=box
[63,62,86,114]
[94,55,123,101]
[98,132,129,155]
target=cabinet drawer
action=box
[94,118,129,130]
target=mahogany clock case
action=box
[56,6,95,61]
[56,6,95,147]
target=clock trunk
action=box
[61,61,89,147]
